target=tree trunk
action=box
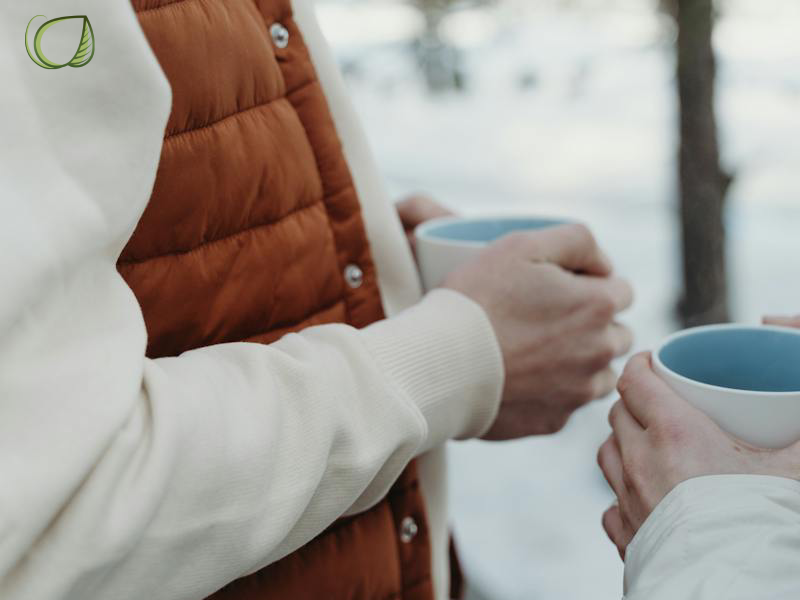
[675,0,731,327]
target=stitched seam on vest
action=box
[163,81,315,141]
[135,0,200,15]
[118,200,322,266]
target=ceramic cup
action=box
[414,215,569,291]
[653,324,800,448]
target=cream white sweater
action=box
[3,1,799,599]
[1,1,503,598]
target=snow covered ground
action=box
[317,0,800,597]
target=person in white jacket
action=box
[2,1,635,600]
[599,315,800,599]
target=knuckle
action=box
[608,401,622,429]
[652,418,687,446]
[397,196,423,220]
[601,508,611,529]
[596,446,605,470]
[627,352,651,374]
[597,437,614,469]
[597,289,617,313]
[572,382,596,406]
[405,195,424,210]
[569,223,596,247]
[595,372,617,399]
[544,412,571,434]
[617,355,648,395]
[630,462,647,488]
[621,454,643,488]
[616,371,633,396]
[506,230,531,247]
[587,290,616,322]
[591,344,616,371]
[551,415,571,433]
[495,231,530,255]
[617,325,634,354]
[620,279,635,306]
[601,508,616,535]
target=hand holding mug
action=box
[599,323,800,560]
[444,224,634,438]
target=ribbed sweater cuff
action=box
[361,288,504,453]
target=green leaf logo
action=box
[25,15,95,70]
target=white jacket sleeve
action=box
[0,2,504,600]
[624,475,800,600]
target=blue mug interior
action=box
[659,328,800,392]
[423,218,567,243]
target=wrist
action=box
[360,288,504,452]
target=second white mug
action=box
[653,324,800,449]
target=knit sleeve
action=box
[0,2,502,599]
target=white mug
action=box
[414,215,569,291]
[653,324,800,449]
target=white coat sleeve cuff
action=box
[624,474,800,599]
[361,288,504,453]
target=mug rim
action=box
[653,323,800,398]
[413,215,571,249]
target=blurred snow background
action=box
[317,0,800,597]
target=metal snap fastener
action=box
[344,264,364,289]
[399,516,418,543]
[270,22,290,49]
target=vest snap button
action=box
[270,22,290,49]
[399,516,418,543]
[344,264,364,289]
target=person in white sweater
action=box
[599,315,800,598]
[6,1,797,599]
[4,1,635,599]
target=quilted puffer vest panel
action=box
[119,0,434,598]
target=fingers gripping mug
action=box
[414,216,568,291]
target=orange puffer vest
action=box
[119,0,434,598]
